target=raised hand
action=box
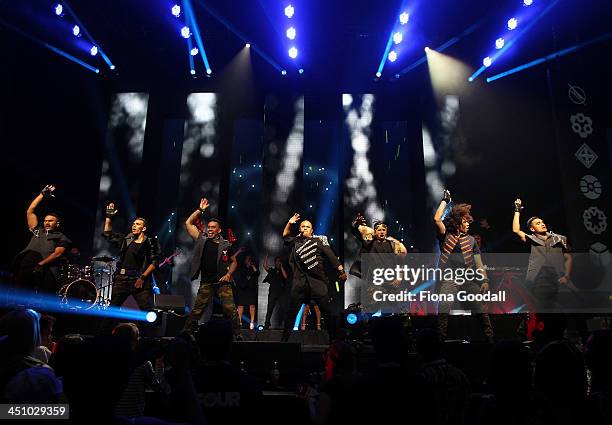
[199,198,209,211]
[442,190,452,203]
[354,213,367,226]
[106,202,118,218]
[288,213,301,224]
[514,198,523,212]
[41,185,56,198]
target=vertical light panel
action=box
[173,93,219,310]
[93,93,149,258]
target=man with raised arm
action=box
[512,199,572,315]
[281,213,347,342]
[13,185,71,294]
[103,202,160,313]
[433,190,493,341]
[182,198,241,338]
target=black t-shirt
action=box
[21,227,70,264]
[264,268,286,293]
[201,239,219,282]
[120,241,145,270]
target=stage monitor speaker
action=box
[154,294,185,315]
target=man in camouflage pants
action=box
[183,198,241,338]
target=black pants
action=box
[282,292,334,342]
[265,290,287,327]
[437,281,494,340]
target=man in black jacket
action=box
[281,213,347,342]
[182,198,241,338]
[103,202,160,313]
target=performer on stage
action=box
[281,213,347,342]
[349,212,407,278]
[234,254,260,330]
[262,255,289,329]
[102,203,160,312]
[183,198,241,338]
[13,185,71,294]
[512,199,575,340]
[433,190,494,341]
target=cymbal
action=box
[92,255,115,262]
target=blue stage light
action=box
[190,47,199,56]
[483,56,492,67]
[171,4,181,17]
[190,69,196,75]
[375,71,381,77]
[298,68,304,74]
[246,43,251,48]
[257,324,264,331]
[281,69,287,75]
[110,65,116,70]
[288,46,298,59]
[399,12,409,25]
[393,31,403,44]
[388,50,397,62]
[507,18,518,30]
[206,68,212,74]
[54,4,63,16]
[72,25,80,37]
[523,0,533,5]
[495,37,505,49]
[90,46,98,56]
[286,27,296,40]
[146,311,158,323]
[181,26,191,38]
[346,313,358,325]
[285,4,294,18]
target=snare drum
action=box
[58,279,99,309]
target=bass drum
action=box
[59,279,99,310]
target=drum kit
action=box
[57,255,116,310]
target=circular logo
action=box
[579,175,603,200]
[568,84,587,106]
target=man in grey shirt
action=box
[512,198,572,309]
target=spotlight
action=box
[54,4,63,16]
[90,46,98,56]
[298,68,304,74]
[507,18,518,30]
[288,46,298,59]
[424,46,430,52]
[286,26,296,40]
[523,0,533,5]
[399,12,409,25]
[257,324,265,331]
[171,4,181,17]
[246,43,251,48]
[346,313,358,325]
[190,69,195,75]
[281,69,287,75]
[495,37,505,49]
[206,68,212,74]
[284,4,294,18]
[181,26,191,38]
[190,47,199,56]
[145,311,158,323]
[483,56,492,67]
[375,71,381,77]
[388,50,397,62]
[393,31,403,44]
[110,65,116,70]
[72,25,80,37]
